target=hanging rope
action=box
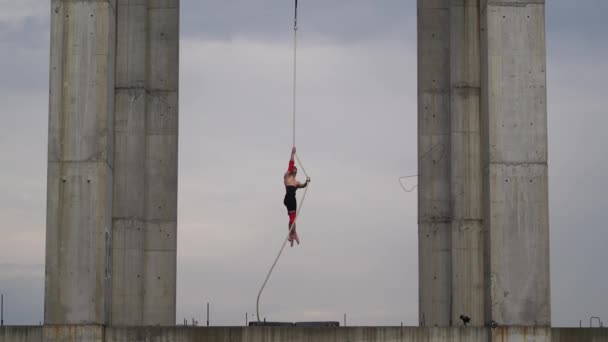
[256,154,309,323]
[292,0,298,147]
[256,0,309,323]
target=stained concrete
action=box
[42,325,104,342]
[552,328,608,342]
[112,0,179,326]
[480,0,550,326]
[0,327,41,342]
[417,0,452,327]
[142,2,179,326]
[419,0,550,327]
[112,0,148,325]
[449,0,484,327]
[3,326,607,342]
[45,0,116,325]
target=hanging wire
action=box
[398,142,446,193]
[399,174,418,193]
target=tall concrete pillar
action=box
[449,0,484,326]
[45,0,116,324]
[142,0,179,325]
[480,0,550,326]
[111,0,148,325]
[46,0,179,326]
[419,0,550,327]
[417,0,452,327]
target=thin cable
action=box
[397,143,446,193]
[294,152,307,177]
[399,174,418,193]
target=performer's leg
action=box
[288,211,297,247]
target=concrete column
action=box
[480,0,550,325]
[45,0,116,324]
[111,0,148,325]
[142,0,179,325]
[449,0,484,326]
[417,0,452,327]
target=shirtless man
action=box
[283,146,309,247]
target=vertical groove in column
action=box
[417,0,452,327]
[449,0,484,327]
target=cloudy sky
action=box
[0,0,607,327]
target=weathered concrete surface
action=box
[106,326,490,342]
[142,1,179,326]
[111,0,148,326]
[491,326,550,342]
[112,0,180,326]
[0,327,42,342]
[480,0,550,326]
[45,0,116,325]
[47,0,179,326]
[552,328,608,342]
[417,0,452,327]
[449,0,484,327]
[43,325,104,342]
[2,326,607,342]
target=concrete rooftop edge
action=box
[2,326,608,342]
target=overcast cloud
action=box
[0,0,607,327]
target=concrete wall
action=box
[0,327,42,342]
[2,326,607,342]
[43,325,104,342]
[112,0,148,325]
[112,0,180,326]
[45,0,116,325]
[106,327,490,342]
[480,0,550,326]
[552,329,608,342]
[449,0,484,327]
[417,0,452,327]
[142,0,179,326]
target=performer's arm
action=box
[288,147,296,172]
[298,177,310,188]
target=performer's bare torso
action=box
[284,173,301,187]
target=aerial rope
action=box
[256,0,310,323]
[292,0,298,147]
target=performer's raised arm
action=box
[287,146,296,173]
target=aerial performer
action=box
[283,146,310,247]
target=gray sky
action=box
[0,0,607,327]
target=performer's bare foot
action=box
[289,230,297,247]
[293,232,300,245]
